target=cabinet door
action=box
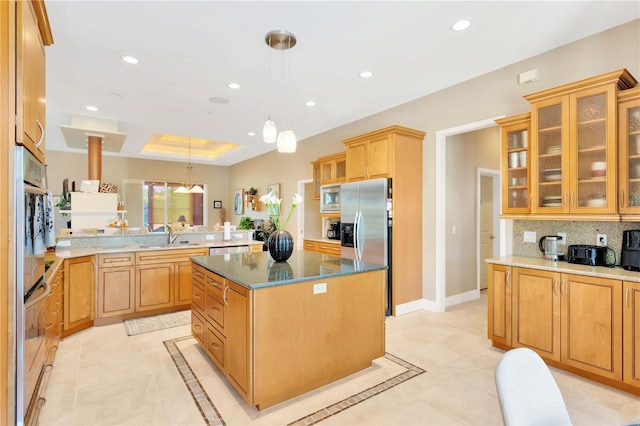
[64,256,95,331]
[623,281,640,388]
[499,114,531,214]
[334,156,346,182]
[311,160,321,200]
[97,266,135,317]
[487,264,512,346]
[16,1,46,162]
[367,136,390,179]
[226,281,250,399]
[174,261,193,307]
[135,264,174,311]
[345,141,367,181]
[512,268,561,361]
[561,274,622,380]
[569,86,617,213]
[531,96,570,213]
[618,88,640,214]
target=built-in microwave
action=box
[320,184,341,213]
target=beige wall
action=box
[46,19,640,303]
[445,127,500,297]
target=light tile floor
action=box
[39,293,640,425]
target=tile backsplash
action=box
[512,220,640,263]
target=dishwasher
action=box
[209,245,250,255]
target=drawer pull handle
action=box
[35,120,45,147]
[626,287,630,308]
[194,324,202,330]
[210,343,219,350]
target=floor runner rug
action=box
[164,335,426,426]
[123,310,191,336]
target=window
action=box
[122,179,207,231]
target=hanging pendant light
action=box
[264,30,297,153]
[176,138,203,193]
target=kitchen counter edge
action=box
[486,255,640,283]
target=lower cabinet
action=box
[488,264,635,394]
[97,266,136,317]
[136,264,174,311]
[302,239,341,256]
[623,281,640,388]
[45,265,64,364]
[63,256,95,336]
[192,264,250,400]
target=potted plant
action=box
[238,216,254,230]
[248,187,258,196]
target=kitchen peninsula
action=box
[190,251,387,410]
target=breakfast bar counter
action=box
[190,251,387,409]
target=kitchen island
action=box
[191,251,387,410]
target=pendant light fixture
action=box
[175,138,204,193]
[263,30,297,152]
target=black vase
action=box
[267,230,294,262]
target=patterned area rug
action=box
[123,310,191,336]
[164,335,426,426]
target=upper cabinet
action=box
[496,113,531,214]
[343,125,425,182]
[618,87,640,216]
[16,0,53,164]
[319,151,346,184]
[498,69,637,220]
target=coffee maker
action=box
[327,221,341,240]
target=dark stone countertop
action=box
[191,251,387,289]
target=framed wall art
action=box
[266,183,280,200]
[213,200,222,209]
[234,189,244,215]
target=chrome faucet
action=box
[168,226,179,244]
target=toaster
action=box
[621,230,640,271]
[567,244,608,266]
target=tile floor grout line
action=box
[164,335,426,426]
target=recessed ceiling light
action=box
[360,71,373,79]
[227,82,240,89]
[107,92,122,99]
[121,55,139,64]
[305,101,316,107]
[201,110,213,115]
[248,132,256,136]
[451,20,471,31]
[209,97,229,104]
[85,106,98,112]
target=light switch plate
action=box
[206,234,215,240]
[524,231,537,243]
[557,232,567,245]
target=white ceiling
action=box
[44,1,639,166]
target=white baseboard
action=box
[394,289,480,315]
[446,289,480,307]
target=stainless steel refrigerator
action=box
[340,178,392,316]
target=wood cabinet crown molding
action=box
[30,0,53,46]
[342,125,426,145]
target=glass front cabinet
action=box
[618,87,640,216]
[525,69,636,216]
[497,113,531,215]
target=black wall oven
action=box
[15,146,51,424]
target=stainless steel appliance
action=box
[538,235,565,261]
[320,184,341,213]
[15,146,51,424]
[209,245,249,255]
[327,221,341,240]
[340,178,392,315]
[621,230,640,271]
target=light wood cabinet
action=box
[496,114,531,214]
[561,274,622,381]
[488,263,633,394]
[525,69,636,216]
[618,87,640,216]
[45,265,63,365]
[136,263,174,311]
[226,281,250,399]
[15,0,51,163]
[174,260,194,306]
[345,134,392,181]
[512,267,560,361]
[97,253,135,318]
[63,256,95,336]
[311,160,321,200]
[623,281,640,389]
[302,239,341,256]
[487,264,512,346]
[319,151,346,184]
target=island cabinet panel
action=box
[512,268,561,361]
[561,274,622,381]
[136,264,174,311]
[191,311,205,347]
[252,270,385,410]
[63,256,95,336]
[487,264,512,346]
[226,281,250,399]
[205,323,225,371]
[623,281,640,389]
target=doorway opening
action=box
[478,169,500,291]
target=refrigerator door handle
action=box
[356,210,364,261]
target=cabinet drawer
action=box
[136,248,206,265]
[206,271,225,292]
[317,243,341,256]
[191,311,206,346]
[303,240,316,251]
[192,263,206,285]
[206,324,225,371]
[98,253,135,268]
[192,283,205,312]
[205,286,225,333]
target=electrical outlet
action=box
[557,232,567,245]
[597,234,607,247]
[313,283,327,294]
[524,231,537,243]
